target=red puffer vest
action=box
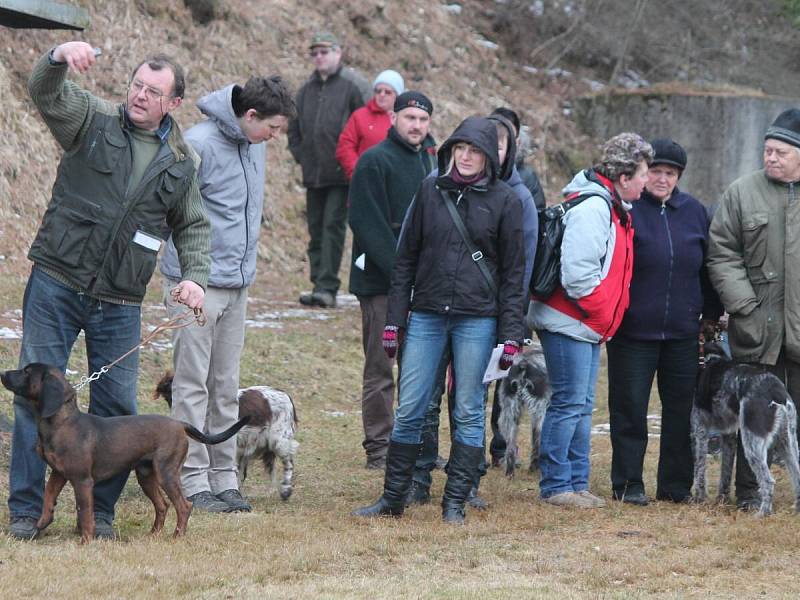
[542,173,634,343]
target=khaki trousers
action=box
[164,280,247,496]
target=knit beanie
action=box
[650,138,687,171]
[372,70,404,95]
[394,91,433,115]
[765,108,800,149]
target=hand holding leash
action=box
[170,280,205,309]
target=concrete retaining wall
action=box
[574,93,799,205]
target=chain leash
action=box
[73,308,206,392]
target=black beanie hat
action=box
[650,138,687,171]
[394,91,433,116]
[765,108,800,149]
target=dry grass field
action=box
[2,271,800,600]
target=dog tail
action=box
[184,416,251,445]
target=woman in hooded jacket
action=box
[352,116,526,524]
[528,132,652,509]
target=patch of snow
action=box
[0,326,21,339]
[321,410,347,417]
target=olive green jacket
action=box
[707,169,800,364]
[26,51,210,304]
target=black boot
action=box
[405,480,431,507]
[441,441,483,524]
[467,484,489,510]
[352,441,420,517]
[467,447,489,510]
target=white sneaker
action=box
[576,490,607,508]
[542,491,596,509]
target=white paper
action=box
[483,344,512,383]
[132,230,162,252]
[354,253,366,270]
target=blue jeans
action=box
[392,312,496,448]
[9,267,140,522]
[412,346,452,487]
[538,330,600,498]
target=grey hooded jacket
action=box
[161,85,266,288]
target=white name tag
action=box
[133,230,162,252]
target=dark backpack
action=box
[529,192,595,299]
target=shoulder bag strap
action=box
[443,191,498,297]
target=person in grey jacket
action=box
[160,76,296,513]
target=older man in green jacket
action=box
[8,41,209,541]
[707,108,800,510]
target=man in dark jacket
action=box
[288,31,365,308]
[348,91,436,469]
[8,41,210,541]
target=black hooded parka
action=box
[386,116,526,343]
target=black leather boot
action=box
[441,441,483,524]
[405,480,431,507]
[467,484,489,510]
[352,441,420,517]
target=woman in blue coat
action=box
[607,139,723,505]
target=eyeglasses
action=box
[309,48,330,58]
[129,79,169,103]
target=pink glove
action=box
[499,341,520,370]
[383,326,401,359]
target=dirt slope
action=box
[0,0,581,285]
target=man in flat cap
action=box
[707,108,800,510]
[288,31,367,308]
[347,91,436,469]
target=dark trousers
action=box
[735,348,800,501]
[607,336,698,501]
[358,295,395,461]
[489,384,505,461]
[305,185,348,294]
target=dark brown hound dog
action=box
[1,363,249,542]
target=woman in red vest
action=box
[528,133,652,509]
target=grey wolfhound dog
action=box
[497,345,551,478]
[692,341,800,516]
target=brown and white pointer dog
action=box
[154,371,299,500]
[1,363,249,542]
